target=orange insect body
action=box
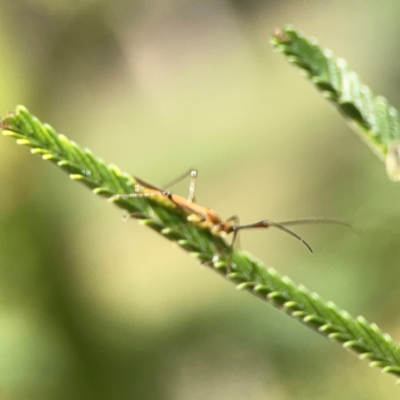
[134,175,235,235]
[170,194,235,234]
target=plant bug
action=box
[112,169,353,256]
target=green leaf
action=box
[271,25,400,182]
[2,106,400,381]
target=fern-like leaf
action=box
[271,25,400,181]
[2,106,400,381]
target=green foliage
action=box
[271,25,400,181]
[2,105,400,381]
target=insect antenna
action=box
[232,220,313,253]
[276,218,358,235]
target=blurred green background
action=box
[1,1,400,399]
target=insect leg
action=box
[162,168,198,202]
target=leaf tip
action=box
[70,174,84,181]
[16,138,31,146]
[386,140,400,181]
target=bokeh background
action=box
[1,1,400,399]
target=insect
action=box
[113,169,352,254]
